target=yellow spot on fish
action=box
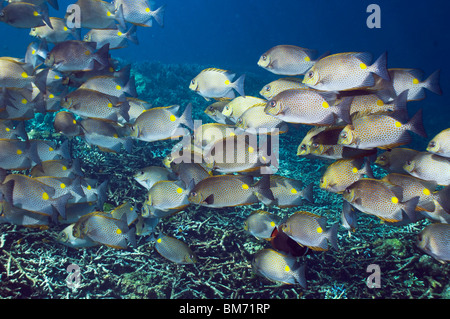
[317,227,323,233]
[395,121,402,128]
[352,167,358,174]
[107,11,112,16]
[113,133,119,138]
[145,7,151,13]
[109,67,114,72]
[176,187,183,194]
[16,149,22,155]
[157,237,162,243]
[242,184,249,190]
[376,99,384,106]
[21,98,27,104]
[230,132,236,137]
[116,85,122,90]
[117,31,123,36]
[87,185,92,190]
[270,221,275,227]
[169,114,176,122]
[49,94,55,99]
[304,56,311,62]
[116,228,122,235]
[284,265,290,272]
[49,147,54,152]
[322,101,329,109]
[72,120,77,125]
[225,80,231,85]
[423,188,431,196]
[21,72,28,78]
[248,146,254,153]
[413,78,420,85]
[290,188,297,194]
[42,192,49,200]
[5,127,10,132]
[54,75,60,80]
[391,197,399,204]
[62,166,67,171]
[107,102,113,108]
[63,26,68,31]
[60,183,66,189]
[360,63,367,70]
[31,49,36,55]
[84,50,90,56]
[33,11,39,17]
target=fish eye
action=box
[429,141,436,148]
[270,100,277,108]
[312,142,318,148]
[406,160,412,166]
[340,132,347,139]
[190,191,197,197]
[379,155,386,161]
[265,85,271,91]
[84,34,89,40]
[300,144,306,151]
[191,79,195,85]
[308,71,314,78]
[320,177,324,184]
[208,106,214,111]
[344,188,351,194]
[262,54,267,61]
[237,118,243,124]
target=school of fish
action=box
[0,0,448,290]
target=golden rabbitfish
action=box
[427,128,450,158]
[338,109,427,150]
[252,248,306,287]
[189,68,245,100]
[155,233,196,264]
[320,158,373,194]
[236,104,288,134]
[114,0,165,27]
[29,17,75,44]
[133,165,176,190]
[416,223,450,263]
[68,0,126,29]
[302,52,389,91]
[193,123,236,150]
[143,180,190,217]
[403,152,450,186]
[72,211,136,249]
[257,45,317,76]
[343,178,420,223]
[279,211,338,251]
[263,175,313,207]
[84,25,139,50]
[221,96,266,122]
[260,77,309,100]
[244,210,279,240]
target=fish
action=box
[34,175,85,199]
[0,120,27,140]
[0,2,52,29]
[374,147,420,174]
[28,139,70,162]
[341,200,358,233]
[280,211,339,251]
[427,128,450,158]
[297,126,328,156]
[261,175,314,207]
[114,0,165,27]
[0,200,50,228]
[29,17,78,43]
[270,227,309,257]
[342,178,420,223]
[142,180,190,217]
[338,109,427,150]
[204,100,233,125]
[303,52,390,91]
[84,25,139,50]
[67,0,126,29]
[72,211,136,249]
[221,96,267,123]
[122,97,151,124]
[265,89,352,125]
[0,58,48,93]
[8,0,59,10]
[45,40,110,72]
[130,104,194,142]
[416,223,450,263]
[403,152,450,186]
[193,123,237,150]
[24,41,47,68]
[257,45,318,75]
[349,90,407,117]
[155,233,197,264]
[134,166,177,190]
[188,174,274,208]
[53,111,83,137]
[78,73,137,98]
[162,144,206,169]
[320,158,373,194]
[236,104,288,135]
[0,139,40,170]
[1,173,71,218]
[109,202,139,227]
[260,77,309,100]
[56,223,99,248]
[69,179,108,209]
[79,118,133,153]
[62,88,130,122]
[252,248,307,287]
[244,210,279,240]
[170,162,211,188]
[189,68,245,101]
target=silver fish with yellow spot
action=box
[155,233,197,264]
[72,211,136,249]
[0,200,50,228]
[67,0,125,29]
[302,52,390,91]
[114,0,165,27]
[188,174,274,208]
[134,165,177,190]
[79,73,137,98]
[53,111,83,137]
[252,248,307,287]
[261,175,313,207]
[403,152,450,186]
[189,68,245,101]
[0,2,52,29]
[35,176,85,200]
[427,128,450,158]
[280,211,339,251]
[130,104,194,142]
[257,45,317,76]
[260,77,309,100]
[416,223,450,263]
[236,104,288,135]
[142,180,190,218]
[193,123,236,150]
[0,139,40,170]
[265,89,352,125]
[320,158,373,194]
[57,223,99,248]
[0,120,27,140]
[244,210,279,240]
[338,109,427,150]
[221,96,267,123]
[0,57,48,92]
[84,25,139,50]
[204,100,233,124]
[29,139,70,162]
[349,90,407,117]
[343,178,420,223]
[29,17,77,44]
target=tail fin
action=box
[294,263,307,289]
[326,223,339,250]
[33,68,49,93]
[406,108,427,138]
[179,103,194,131]
[402,196,420,222]
[51,193,72,219]
[423,69,442,95]
[152,4,166,27]
[232,74,246,97]
[370,52,390,81]
[123,76,138,98]
[126,25,139,45]
[94,43,110,69]
[119,100,130,123]
[334,96,353,124]
[255,174,275,202]
[301,183,314,203]
[362,157,374,179]
[114,4,126,31]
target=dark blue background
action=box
[1,0,448,137]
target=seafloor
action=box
[0,61,448,299]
